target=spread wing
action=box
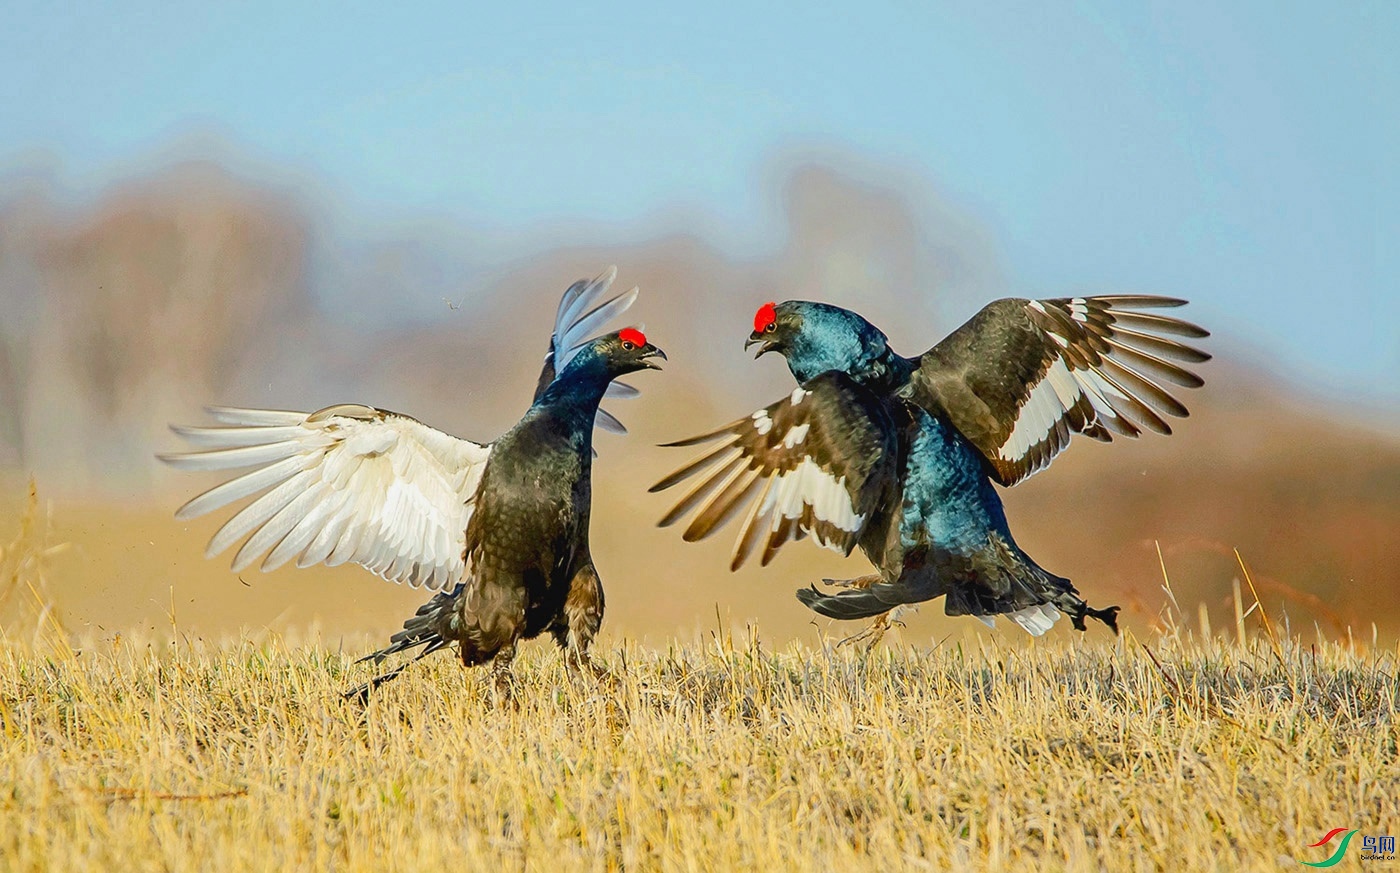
[532,265,641,436]
[907,295,1210,486]
[650,372,898,570]
[160,404,491,591]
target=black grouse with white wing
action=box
[162,269,664,696]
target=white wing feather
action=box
[162,404,490,591]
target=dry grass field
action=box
[2,631,1397,871]
[3,486,1398,871]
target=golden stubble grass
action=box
[1,486,1397,872]
[1,627,1396,873]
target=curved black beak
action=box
[745,331,775,358]
[640,343,667,370]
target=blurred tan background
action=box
[1,157,1395,649]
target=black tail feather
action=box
[356,583,463,666]
[344,584,462,701]
[1068,602,1121,635]
[796,583,909,620]
[798,576,1122,636]
[343,638,450,703]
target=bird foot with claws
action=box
[837,612,892,652]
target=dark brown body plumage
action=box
[159,269,658,701]
[347,330,663,699]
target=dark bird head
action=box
[746,301,893,384]
[568,327,667,378]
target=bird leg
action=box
[824,573,885,591]
[556,562,608,682]
[487,640,518,702]
[565,644,610,683]
[839,613,890,651]
[825,574,905,652]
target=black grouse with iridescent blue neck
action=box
[654,294,1208,640]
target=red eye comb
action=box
[754,301,777,332]
[619,327,647,347]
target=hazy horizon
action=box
[2,1,1393,407]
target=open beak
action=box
[641,344,668,370]
[745,332,775,358]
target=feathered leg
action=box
[486,639,518,701]
[553,560,607,680]
[457,575,526,698]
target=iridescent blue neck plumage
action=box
[781,302,914,391]
[536,346,614,420]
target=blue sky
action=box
[3,1,1394,405]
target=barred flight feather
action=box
[653,373,894,571]
[986,295,1209,482]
